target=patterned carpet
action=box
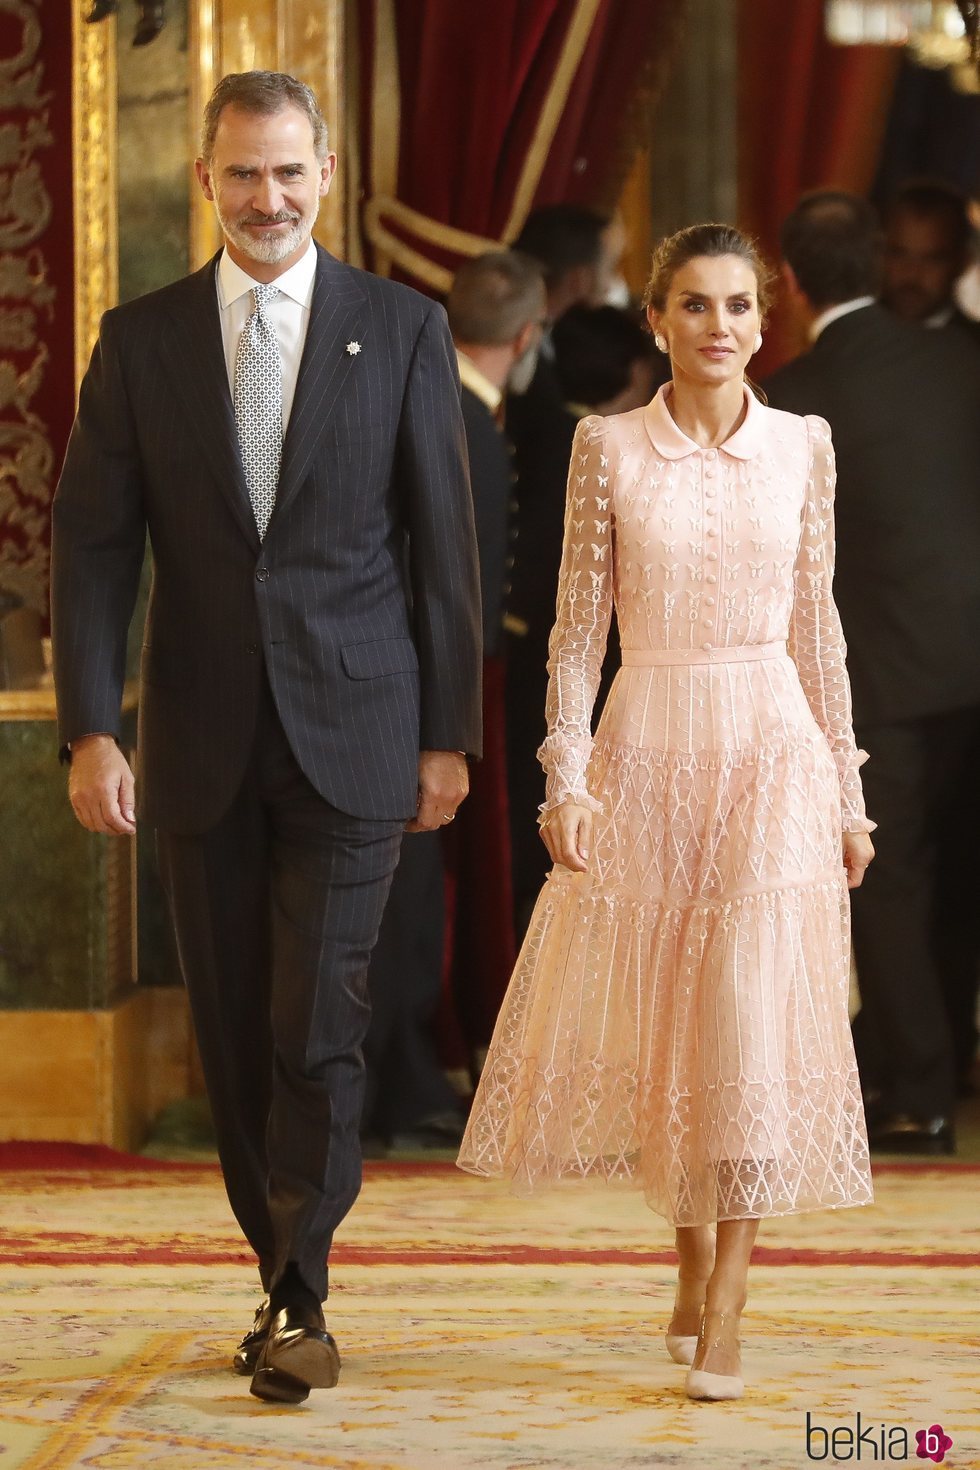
[0,1144,976,1469]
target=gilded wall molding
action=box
[71,0,118,390]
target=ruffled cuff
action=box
[536,732,604,823]
[838,747,877,834]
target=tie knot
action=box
[252,283,279,311]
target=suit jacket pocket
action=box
[341,637,419,679]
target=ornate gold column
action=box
[71,3,118,387]
[189,0,347,270]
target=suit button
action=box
[255,567,270,582]
[246,643,259,655]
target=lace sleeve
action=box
[788,416,875,834]
[537,415,614,819]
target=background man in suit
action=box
[766,190,980,1153]
[880,178,980,342]
[362,251,546,1148]
[51,71,482,1403]
[503,206,610,932]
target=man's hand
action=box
[539,802,593,873]
[68,734,137,835]
[406,750,469,833]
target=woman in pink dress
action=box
[457,224,876,1401]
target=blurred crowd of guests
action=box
[363,180,980,1158]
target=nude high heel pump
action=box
[684,1309,744,1400]
[665,1286,705,1365]
[665,1330,698,1365]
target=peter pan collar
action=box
[643,382,765,461]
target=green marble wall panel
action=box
[0,715,135,1010]
[117,0,191,305]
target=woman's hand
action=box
[843,830,875,889]
[540,802,594,873]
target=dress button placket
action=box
[702,450,718,649]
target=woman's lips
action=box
[699,346,734,359]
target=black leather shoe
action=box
[868,1112,955,1156]
[249,1303,341,1404]
[232,1297,271,1375]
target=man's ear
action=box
[781,261,801,301]
[318,153,338,198]
[513,320,536,356]
[194,158,215,202]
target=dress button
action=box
[706,450,717,461]
[706,573,717,584]
[702,616,713,626]
[706,550,718,561]
[255,567,270,582]
[702,641,713,651]
[704,596,715,606]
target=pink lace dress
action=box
[458,385,875,1224]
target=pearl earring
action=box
[655,333,668,354]
[753,332,763,354]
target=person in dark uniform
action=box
[363,252,547,1146]
[766,190,980,1152]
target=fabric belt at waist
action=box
[621,641,788,667]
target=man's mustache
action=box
[239,212,301,226]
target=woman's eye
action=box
[685,302,705,312]
[730,301,750,313]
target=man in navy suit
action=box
[51,71,482,1403]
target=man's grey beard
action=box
[214,196,319,265]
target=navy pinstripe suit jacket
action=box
[51,246,483,833]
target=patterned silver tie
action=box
[234,283,283,540]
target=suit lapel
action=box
[269,247,368,532]
[158,255,261,551]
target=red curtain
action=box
[356,0,683,292]
[737,0,901,373]
[0,2,75,620]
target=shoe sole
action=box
[249,1366,312,1405]
[251,1334,341,1401]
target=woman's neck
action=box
[666,376,747,449]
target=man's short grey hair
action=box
[201,70,329,165]
[447,251,546,346]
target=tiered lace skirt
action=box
[457,650,873,1224]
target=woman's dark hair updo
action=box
[642,223,775,322]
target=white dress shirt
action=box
[216,241,318,430]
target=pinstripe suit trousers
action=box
[156,677,403,1300]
